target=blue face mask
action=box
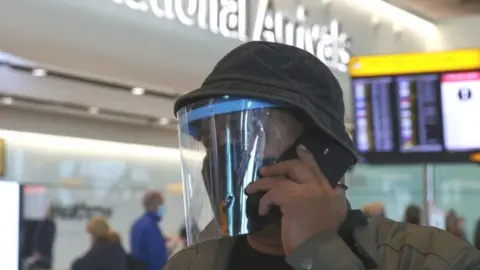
[157,205,166,218]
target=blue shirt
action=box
[130,212,168,270]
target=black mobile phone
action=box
[278,127,356,185]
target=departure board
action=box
[350,49,480,163]
[354,77,394,153]
[352,71,480,163]
[395,74,443,152]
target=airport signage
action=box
[52,202,113,220]
[113,0,351,72]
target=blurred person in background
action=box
[108,230,122,245]
[109,231,146,270]
[130,191,168,270]
[361,202,386,218]
[178,226,187,247]
[457,217,467,241]
[446,209,467,241]
[456,218,467,240]
[71,216,127,270]
[25,206,56,270]
[167,226,187,257]
[164,41,480,270]
[474,219,480,250]
[403,204,422,225]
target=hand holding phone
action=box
[245,144,351,254]
[245,128,356,232]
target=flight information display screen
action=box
[353,70,480,163]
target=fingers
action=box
[259,156,316,185]
[259,145,335,194]
[245,177,290,194]
[248,144,341,216]
[245,177,296,215]
[257,181,295,215]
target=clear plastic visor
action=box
[177,96,300,245]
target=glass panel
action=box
[347,164,424,221]
[0,132,186,270]
[20,185,184,269]
[433,164,480,242]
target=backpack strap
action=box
[338,210,378,269]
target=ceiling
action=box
[0,0,478,137]
[0,54,179,132]
[388,0,480,21]
[0,53,356,134]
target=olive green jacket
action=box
[164,217,480,270]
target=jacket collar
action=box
[190,237,235,270]
[190,211,377,270]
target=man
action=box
[403,204,421,225]
[29,206,56,269]
[130,191,168,270]
[361,202,386,218]
[166,41,480,270]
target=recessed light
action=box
[88,107,99,114]
[32,69,47,77]
[158,118,170,125]
[0,97,13,105]
[132,87,145,96]
[393,24,402,33]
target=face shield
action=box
[177,96,355,245]
[177,96,305,245]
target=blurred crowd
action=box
[22,193,480,270]
[362,202,480,249]
[22,190,188,270]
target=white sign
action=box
[113,0,351,72]
[23,185,49,220]
[0,181,21,270]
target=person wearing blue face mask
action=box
[130,191,168,270]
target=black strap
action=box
[338,210,378,270]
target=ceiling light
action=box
[88,107,99,114]
[0,129,203,161]
[158,118,170,125]
[32,69,47,77]
[166,183,183,194]
[346,0,437,35]
[131,87,145,96]
[393,24,402,33]
[0,97,13,105]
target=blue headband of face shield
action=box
[182,96,284,136]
